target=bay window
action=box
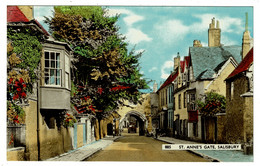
[44,51,61,86]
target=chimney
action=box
[193,40,202,47]
[18,6,34,21]
[242,12,252,59]
[208,17,221,47]
[174,52,180,70]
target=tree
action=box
[45,6,149,119]
[196,92,226,117]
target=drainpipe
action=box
[36,64,41,161]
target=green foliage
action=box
[46,6,149,118]
[54,6,118,31]
[7,28,42,82]
[196,92,226,117]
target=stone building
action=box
[117,93,152,136]
[224,14,253,153]
[225,46,253,154]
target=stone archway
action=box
[120,110,148,136]
[117,94,153,136]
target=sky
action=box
[34,6,253,92]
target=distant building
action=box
[157,69,178,136]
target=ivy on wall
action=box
[7,28,42,83]
[7,28,43,124]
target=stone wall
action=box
[243,97,253,146]
[24,100,38,161]
[38,112,73,160]
[7,147,25,161]
[216,113,226,143]
[226,76,248,144]
[77,124,84,148]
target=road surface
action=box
[86,129,209,162]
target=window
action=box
[187,69,190,82]
[178,94,181,109]
[173,97,176,110]
[165,89,167,105]
[190,93,196,110]
[171,86,174,103]
[65,55,70,89]
[190,103,196,110]
[231,82,234,99]
[184,92,187,108]
[65,72,69,89]
[160,92,162,105]
[169,88,170,104]
[44,51,61,86]
[169,112,171,128]
[190,94,195,101]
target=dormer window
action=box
[44,51,61,86]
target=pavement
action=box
[155,136,253,162]
[45,136,120,161]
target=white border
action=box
[1,1,260,166]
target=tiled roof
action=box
[189,46,242,80]
[226,48,253,80]
[7,6,29,23]
[157,71,179,92]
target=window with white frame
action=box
[44,51,61,86]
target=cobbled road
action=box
[86,130,209,162]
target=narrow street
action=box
[86,129,208,162]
